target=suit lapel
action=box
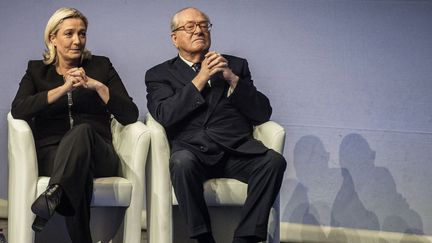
[167,57,197,86]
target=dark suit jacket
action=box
[11,55,138,148]
[146,55,272,164]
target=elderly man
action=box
[145,7,287,243]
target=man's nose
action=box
[194,24,204,34]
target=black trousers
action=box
[36,123,120,243]
[169,149,287,241]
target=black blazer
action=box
[146,55,272,164]
[11,55,138,148]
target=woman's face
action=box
[50,18,86,65]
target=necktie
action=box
[192,63,201,73]
[192,63,211,100]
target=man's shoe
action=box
[31,184,63,232]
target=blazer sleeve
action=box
[102,58,138,125]
[227,58,272,125]
[145,65,206,128]
[11,61,50,120]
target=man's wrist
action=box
[229,75,239,86]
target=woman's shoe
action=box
[31,184,63,232]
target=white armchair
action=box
[7,112,150,243]
[145,113,285,243]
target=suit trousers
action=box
[36,123,120,243]
[169,149,287,241]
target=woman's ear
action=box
[49,34,56,46]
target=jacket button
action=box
[199,146,205,151]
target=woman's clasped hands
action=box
[63,67,100,91]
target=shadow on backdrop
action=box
[281,135,344,241]
[332,133,423,236]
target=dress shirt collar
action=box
[178,54,195,68]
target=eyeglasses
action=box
[173,21,212,34]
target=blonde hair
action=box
[43,7,91,65]
[170,7,210,32]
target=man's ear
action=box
[171,33,178,48]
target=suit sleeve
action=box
[103,58,139,125]
[145,67,206,128]
[228,59,272,125]
[11,61,50,120]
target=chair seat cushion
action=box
[37,176,132,207]
[172,178,247,206]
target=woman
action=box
[11,7,138,242]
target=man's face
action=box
[171,8,211,57]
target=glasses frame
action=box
[173,21,212,34]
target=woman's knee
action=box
[65,123,96,141]
[59,124,96,152]
[70,123,93,135]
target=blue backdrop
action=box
[1,0,431,237]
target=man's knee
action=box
[169,150,200,175]
[267,150,287,174]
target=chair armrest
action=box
[253,121,286,154]
[111,118,150,242]
[144,114,171,194]
[145,113,173,243]
[7,112,38,243]
[7,112,38,177]
[111,119,150,180]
